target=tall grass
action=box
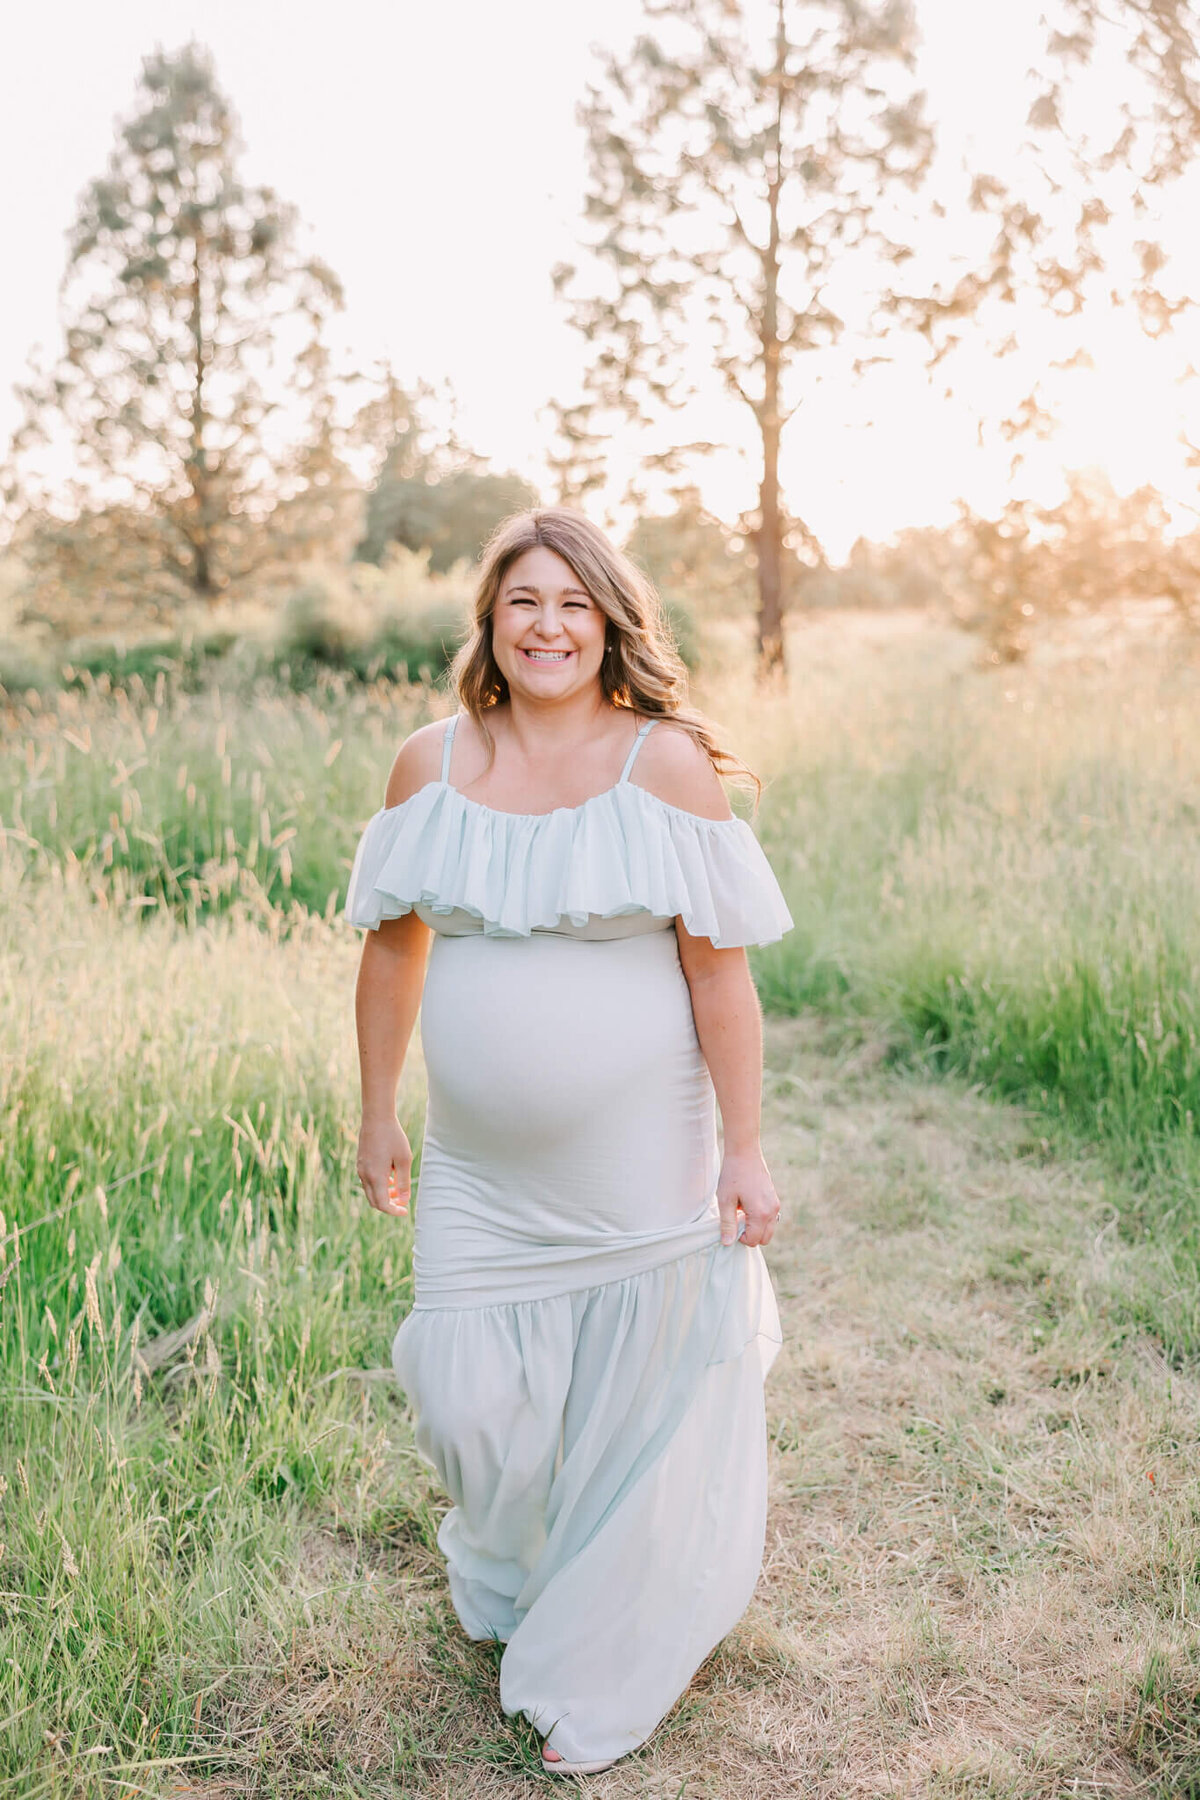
[3,610,1200,1786]
[0,870,428,1793]
[733,615,1200,1328]
[6,619,1199,1187]
[0,676,436,920]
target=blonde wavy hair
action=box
[448,507,760,799]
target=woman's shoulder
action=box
[631,718,733,822]
[383,716,453,808]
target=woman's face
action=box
[491,546,608,702]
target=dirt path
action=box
[194,1018,1200,1799]
[526,1017,1199,1798]
[645,1017,1200,1800]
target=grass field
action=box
[2,608,1198,1794]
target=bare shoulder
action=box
[630,719,733,822]
[383,717,450,808]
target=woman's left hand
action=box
[716,1148,781,1248]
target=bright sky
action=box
[2,0,1197,562]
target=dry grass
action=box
[145,1016,1200,1799]
[714,1017,1200,1800]
[8,608,1200,1793]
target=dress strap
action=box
[618,717,657,784]
[440,713,460,785]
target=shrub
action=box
[58,633,240,694]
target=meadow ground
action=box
[2,607,1199,1795]
[164,1018,1200,1799]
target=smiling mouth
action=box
[520,649,572,662]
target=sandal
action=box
[541,1744,617,1776]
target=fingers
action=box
[359,1160,410,1218]
[739,1207,777,1248]
[717,1187,740,1247]
[729,1198,782,1248]
[718,1151,782,1250]
[718,1182,783,1248]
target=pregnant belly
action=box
[415,929,719,1247]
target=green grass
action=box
[0,879,428,1794]
[0,604,698,928]
[735,622,1200,1337]
[4,609,1200,1787]
[1,678,434,921]
[5,615,1199,1209]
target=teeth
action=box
[525,650,569,660]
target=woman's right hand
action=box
[356,1116,413,1218]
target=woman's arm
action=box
[634,722,780,1249]
[354,718,445,1218]
[355,911,431,1217]
[677,928,779,1248]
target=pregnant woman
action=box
[346,508,793,1776]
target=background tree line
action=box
[0,47,540,647]
[4,6,1200,678]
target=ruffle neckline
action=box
[344,777,794,948]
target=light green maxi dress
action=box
[345,713,793,1766]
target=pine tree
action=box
[6,43,347,624]
[556,0,931,673]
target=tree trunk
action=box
[755,0,787,678]
[757,419,785,673]
[192,534,213,598]
[186,232,216,602]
